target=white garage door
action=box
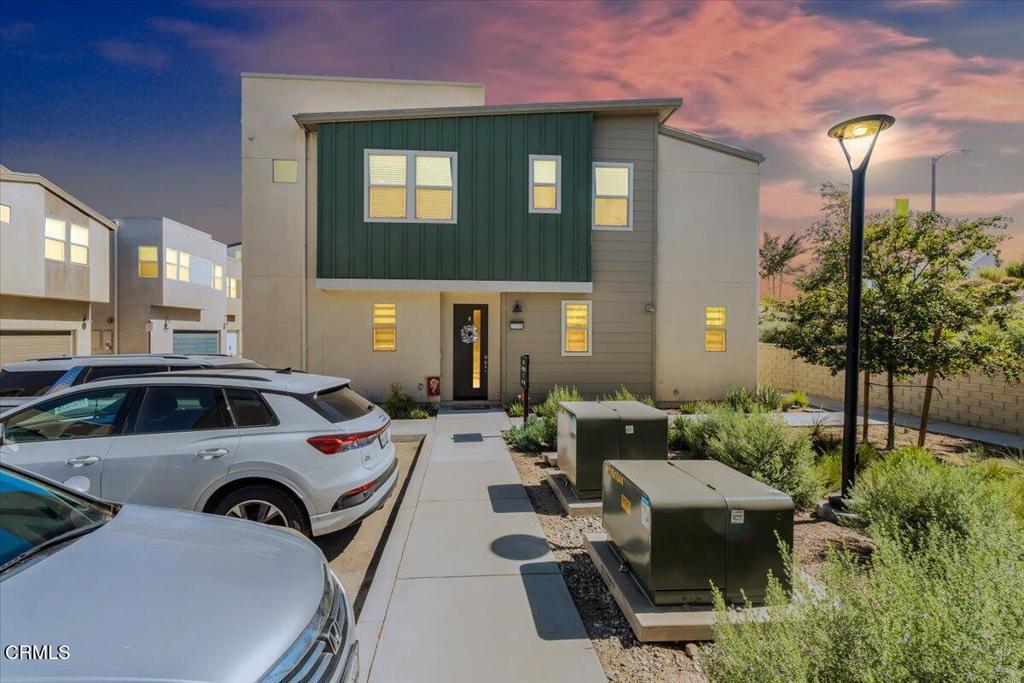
[0,332,73,368]
[172,331,220,354]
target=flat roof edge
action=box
[241,72,485,89]
[658,125,765,164]
[295,98,682,130]
[0,170,118,229]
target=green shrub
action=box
[505,400,524,417]
[806,419,842,456]
[526,386,582,450]
[505,419,548,453]
[781,389,809,410]
[848,446,1005,548]
[811,443,880,494]
[702,512,1024,683]
[600,385,655,406]
[678,401,700,414]
[1005,260,1024,279]
[725,386,756,412]
[755,384,784,411]
[383,383,418,419]
[407,407,433,419]
[968,457,1024,523]
[682,411,821,507]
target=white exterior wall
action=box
[654,134,760,402]
[241,73,486,369]
[0,181,46,297]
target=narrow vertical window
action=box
[367,154,407,219]
[69,224,89,265]
[227,277,239,298]
[272,159,298,183]
[138,246,159,278]
[593,163,633,230]
[562,301,592,356]
[415,154,454,220]
[179,252,191,282]
[529,155,561,213]
[372,303,397,351]
[165,248,179,280]
[213,264,224,290]
[471,308,482,389]
[44,218,65,261]
[705,306,726,352]
[0,203,10,223]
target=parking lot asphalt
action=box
[315,439,421,610]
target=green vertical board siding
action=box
[317,112,593,282]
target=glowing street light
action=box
[827,114,895,502]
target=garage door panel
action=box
[0,332,73,367]
[172,331,219,354]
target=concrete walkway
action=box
[357,408,605,683]
[807,395,1024,449]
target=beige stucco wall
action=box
[241,73,485,369]
[654,133,760,403]
[758,343,1024,435]
[306,289,441,402]
[0,294,92,356]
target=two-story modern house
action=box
[242,74,761,405]
[93,217,236,355]
[0,165,117,365]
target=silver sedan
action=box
[0,463,358,682]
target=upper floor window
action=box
[213,264,224,290]
[44,218,65,262]
[138,246,159,278]
[365,150,457,224]
[593,162,633,230]
[69,224,88,265]
[529,155,561,214]
[227,277,239,299]
[272,159,298,183]
[0,203,10,223]
[166,248,191,282]
[561,300,592,356]
[372,303,397,351]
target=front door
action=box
[452,304,488,400]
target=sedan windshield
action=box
[0,370,65,398]
[0,468,112,568]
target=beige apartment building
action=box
[241,74,761,404]
[0,166,117,366]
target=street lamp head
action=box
[827,114,895,140]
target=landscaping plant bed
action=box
[507,445,872,683]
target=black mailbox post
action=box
[520,354,530,425]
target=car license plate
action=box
[378,431,389,448]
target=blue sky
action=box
[2,0,1021,261]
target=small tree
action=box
[760,232,805,299]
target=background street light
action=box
[931,148,972,213]
[827,113,895,503]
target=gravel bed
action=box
[507,444,874,683]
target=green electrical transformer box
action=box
[557,400,668,499]
[602,459,793,606]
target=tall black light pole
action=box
[827,114,895,503]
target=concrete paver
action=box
[363,408,604,683]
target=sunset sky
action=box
[2,0,1022,274]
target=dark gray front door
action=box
[452,304,488,400]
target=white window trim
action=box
[363,149,458,225]
[528,154,561,214]
[561,299,593,357]
[592,161,634,231]
[69,223,89,266]
[44,217,66,262]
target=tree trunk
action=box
[886,367,896,450]
[918,327,942,447]
[862,368,870,443]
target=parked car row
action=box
[0,353,398,682]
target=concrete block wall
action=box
[758,343,1024,436]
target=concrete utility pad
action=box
[398,499,556,579]
[585,533,769,642]
[545,471,603,518]
[419,459,528,503]
[370,573,605,683]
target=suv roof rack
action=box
[112,372,274,383]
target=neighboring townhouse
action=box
[93,217,236,354]
[242,74,761,404]
[0,165,117,366]
[225,242,242,355]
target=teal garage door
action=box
[172,331,219,354]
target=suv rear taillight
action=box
[307,422,390,455]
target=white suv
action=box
[0,354,264,412]
[0,369,398,537]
